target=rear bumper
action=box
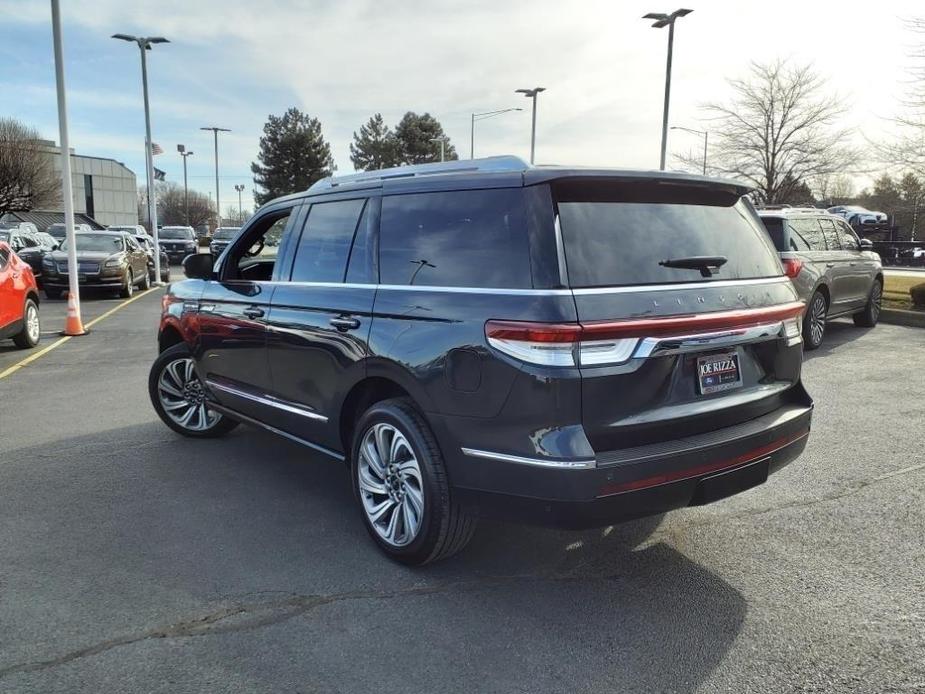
[440,392,813,529]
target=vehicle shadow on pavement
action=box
[802,319,869,361]
[1,422,745,693]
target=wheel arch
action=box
[338,376,418,458]
[158,322,184,353]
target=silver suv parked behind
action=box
[758,208,883,349]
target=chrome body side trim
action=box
[208,401,344,462]
[461,447,596,469]
[205,379,329,422]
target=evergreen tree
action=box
[394,112,458,164]
[350,114,401,171]
[251,108,334,206]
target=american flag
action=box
[151,142,164,155]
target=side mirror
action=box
[859,238,873,250]
[183,253,215,280]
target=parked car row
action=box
[0,240,41,349]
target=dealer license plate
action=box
[697,352,742,395]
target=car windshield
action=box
[47,224,66,238]
[159,228,194,239]
[212,228,239,240]
[0,231,10,242]
[59,234,124,253]
[555,183,783,287]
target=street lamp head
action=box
[177,144,185,153]
[147,37,169,44]
[516,87,546,98]
[201,126,231,133]
[111,33,137,42]
[644,8,693,27]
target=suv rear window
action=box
[556,187,782,288]
[379,189,531,288]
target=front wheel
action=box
[351,398,476,565]
[803,290,828,350]
[13,299,40,349]
[119,269,134,298]
[853,279,882,328]
[148,343,239,438]
[139,269,151,290]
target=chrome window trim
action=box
[238,275,789,296]
[461,447,596,469]
[206,379,328,422]
[553,213,569,287]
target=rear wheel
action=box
[12,299,40,349]
[139,269,151,291]
[803,290,827,350]
[148,343,239,438]
[853,279,882,328]
[352,398,476,565]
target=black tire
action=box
[148,343,239,438]
[12,298,40,349]
[351,398,476,565]
[161,265,170,283]
[44,287,62,300]
[139,268,151,291]
[803,290,827,350]
[853,279,882,328]
[119,269,133,298]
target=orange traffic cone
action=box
[63,291,87,336]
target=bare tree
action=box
[812,172,856,204]
[681,60,857,204]
[875,18,925,175]
[139,182,215,230]
[0,118,59,216]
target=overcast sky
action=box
[0,0,922,213]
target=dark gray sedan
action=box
[759,208,883,349]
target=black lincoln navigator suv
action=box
[149,156,813,565]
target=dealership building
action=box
[0,140,138,231]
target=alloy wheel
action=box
[810,295,826,346]
[25,303,40,343]
[357,422,425,548]
[871,282,882,321]
[156,357,222,431]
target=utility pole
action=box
[112,32,169,284]
[429,136,448,162]
[669,125,708,174]
[643,9,693,170]
[515,87,546,164]
[177,144,193,226]
[51,0,85,334]
[234,184,244,222]
[201,126,230,229]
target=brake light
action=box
[781,258,803,279]
[485,302,806,367]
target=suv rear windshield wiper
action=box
[658,255,728,278]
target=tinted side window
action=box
[346,197,378,284]
[290,199,366,283]
[379,189,531,288]
[761,217,787,251]
[818,218,840,250]
[836,220,859,251]
[790,219,826,251]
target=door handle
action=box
[243,306,265,319]
[330,317,361,331]
[849,262,857,266]
[826,262,835,268]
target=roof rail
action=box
[307,155,530,192]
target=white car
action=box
[108,224,150,239]
[827,205,887,225]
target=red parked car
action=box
[0,241,41,349]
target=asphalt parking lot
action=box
[0,280,923,693]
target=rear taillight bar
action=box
[485,301,805,367]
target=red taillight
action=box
[781,258,803,279]
[485,302,806,367]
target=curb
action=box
[880,307,925,329]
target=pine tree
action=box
[394,112,458,164]
[350,114,401,171]
[251,108,334,206]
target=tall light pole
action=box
[234,184,244,221]
[51,0,84,334]
[515,87,545,164]
[670,125,708,174]
[429,136,448,162]
[201,126,230,230]
[643,9,693,170]
[112,32,168,284]
[470,108,522,159]
[177,144,193,226]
